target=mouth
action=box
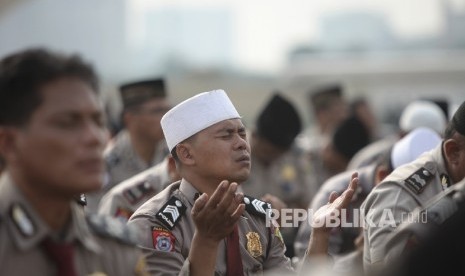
[236,155,251,162]
[77,158,104,173]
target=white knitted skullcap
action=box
[391,127,441,169]
[161,90,240,152]
[399,101,447,135]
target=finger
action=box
[192,193,208,217]
[261,193,272,203]
[205,180,229,209]
[230,203,246,222]
[328,191,339,203]
[334,187,355,210]
[225,191,243,215]
[348,172,359,191]
[217,182,239,212]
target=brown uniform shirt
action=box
[361,145,451,270]
[128,179,293,275]
[0,173,147,276]
[98,158,171,221]
[242,145,312,209]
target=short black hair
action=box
[0,48,99,126]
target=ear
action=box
[0,127,17,162]
[122,111,135,128]
[443,139,460,166]
[167,155,181,181]
[175,143,195,166]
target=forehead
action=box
[36,77,101,114]
[206,118,244,132]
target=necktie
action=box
[42,238,78,276]
[226,225,244,276]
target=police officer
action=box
[243,93,310,209]
[86,78,171,211]
[127,90,358,275]
[0,48,147,275]
[348,100,447,170]
[383,177,465,276]
[361,100,465,273]
[294,127,442,274]
[241,93,310,258]
[98,155,180,221]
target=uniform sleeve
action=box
[98,191,133,221]
[263,225,294,272]
[128,213,187,276]
[362,182,420,271]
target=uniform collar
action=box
[0,173,101,253]
[179,179,201,206]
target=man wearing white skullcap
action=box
[361,100,465,274]
[128,90,358,275]
[348,99,448,170]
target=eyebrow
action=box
[215,126,246,134]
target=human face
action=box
[10,77,108,196]
[444,134,465,183]
[130,98,170,142]
[189,119,251,183]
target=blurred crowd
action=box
[1,47,465,276]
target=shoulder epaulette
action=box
[86,213,138,245]
[155,196,187,230]
[403,162,436,195]
[243,195,271,219]
[123,181,156,205]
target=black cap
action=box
[333,116,370,160]
[452,101,465,136]
[120,78,166,109]
[308,84,343,110]
[256,93,302,149]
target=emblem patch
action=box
[404,167,434,194]
[114,207,133,221]
[246,232,262,258]
[274,226,284,245]
[156,196,187,229]
[441,173,451,189]
[243,196,271,219]
[152,227,175,252]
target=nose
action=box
[83,121,108,148]
[234,134,248,151]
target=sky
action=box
[129,0,465,73]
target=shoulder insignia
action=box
[441,173,451,189]
[123,181,156,205]
[152,227,175,252]
[86,213,138,245]
[403,166,435,194]
[155,196,187,230]
[76,194,87,206]
[243,195,271,219]
[9,203,36,237]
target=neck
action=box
[9,169,72,231]
[183,172,223,196]
[130,133,160,165]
